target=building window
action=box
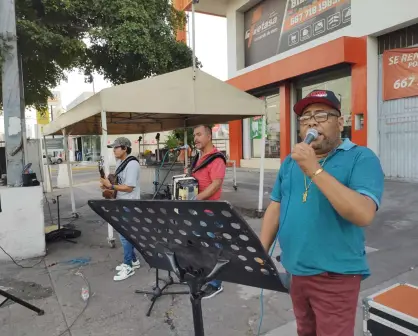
[296,76,352,142]
[251,94,280,158]
[81,135,101,162]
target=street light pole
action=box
[0,0,25,186]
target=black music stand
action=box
[0,289,44,315]
[88,199,288,336]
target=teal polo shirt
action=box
[271,139,384,278]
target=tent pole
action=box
[101,109,115,248]
[43,135,53,193]
[184,124,188,169]
[191,0,196,75]
[62,129,77,216]
[258,100,267,215]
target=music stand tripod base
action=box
[135,268,189,317]
[88,199,288,336]
[0,289,44,316]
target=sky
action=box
[55,13,228,109]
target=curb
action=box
[50,166,97,171]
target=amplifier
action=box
[363,283,418,335]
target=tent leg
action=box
[184,125,188,168]
[257,103,267,216]
[63,130,77,217]
[43,135,53,193]
[101,109,115,248]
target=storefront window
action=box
[296,76,352,142]
[81,135,101,162]
[251,94,280,158]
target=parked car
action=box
[42,155,63,165]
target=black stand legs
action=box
[135,269,189,317]
[0,289,44,316]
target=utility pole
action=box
[0,0,25,186]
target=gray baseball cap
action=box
[107,137,132,148]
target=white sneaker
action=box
[113,264,135,281]
[115,260,140,271]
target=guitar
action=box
[99,157,118,199]
[98,157,105,179]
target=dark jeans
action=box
[119,234,137,267]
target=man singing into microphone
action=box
[260,90,384,336]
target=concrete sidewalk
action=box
[0,205,295,336]
[1,179,417,335]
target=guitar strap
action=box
[114,156,139,181]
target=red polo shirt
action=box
[192,147,226,200]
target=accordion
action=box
[172,151,226,201]
[172,175,199,200]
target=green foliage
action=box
[0,0,200,108]
[164,132,181,149]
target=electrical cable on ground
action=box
[257,239,278,336]
[56,270,91,336]
[0,244,45,268]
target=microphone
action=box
[304,128,319,145]
[171,144,189,151]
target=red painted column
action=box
[280,82,291,161]
[350,37,368,146]
[228,120,243,167]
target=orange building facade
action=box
[174,0,418,179]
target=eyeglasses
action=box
[298,111,340,125]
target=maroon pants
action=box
[290,272,361,336]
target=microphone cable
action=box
[257,238,278,336]
[256,160,294,336]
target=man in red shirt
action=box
[191,125,226,298]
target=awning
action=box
[42,67,265,136]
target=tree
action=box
[164,128,195,149]
[1,0,86,108]
[0,0,199,109]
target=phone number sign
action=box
[277,0,351,54]
[383,48,418,101]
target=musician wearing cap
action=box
[100,137,141,282]
[260,90,384,336]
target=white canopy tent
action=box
[42,67,268,246]
[42,67,265,136]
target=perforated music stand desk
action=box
[88,199,288,336]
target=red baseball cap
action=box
[293,90,341,116]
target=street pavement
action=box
[50,165,278,191]
[0,177,417,335]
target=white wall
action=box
[227,0,418,79]
[0,186,45,261]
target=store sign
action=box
[244,0,351,67]
[250,116,267,139]
[36,108,50,125]
[382,48,418,101]
[45,138,64,150]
